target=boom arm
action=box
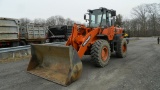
[66,24,100,58]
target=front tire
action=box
[91,40,111,67]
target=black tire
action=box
[116,38,127,58]
[91,40,111,67]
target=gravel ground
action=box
[0,37,160,90]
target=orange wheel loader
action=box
[27,7,127,86]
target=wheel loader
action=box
[27,7,127,86]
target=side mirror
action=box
[111,11,116,16]
[84,14,86,20]
[84,13,89,22]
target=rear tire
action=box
[91,40,111,67]
[116,38,127,58]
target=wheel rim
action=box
[122,43,127,53]
[101,46,108,61]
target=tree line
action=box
[19,15,79,26]
[20,3,160,37]
[122,3,160,37]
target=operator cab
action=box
[84,7,116,28]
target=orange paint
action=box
[66,24,124,59]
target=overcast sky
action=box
[0,0,159,22]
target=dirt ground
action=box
[0,37,160,90]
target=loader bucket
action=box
[27,44,82,86]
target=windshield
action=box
[89,10,106,27]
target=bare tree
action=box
[65,18,74,25]
[123,3,160,37]
[115,14,123,26]
[146,3,160,36]
[46,15,66,26]
[131,4,148,36]
[34,18,46,26]
[46,16,56,26]
[19,18,31,26]
[54,15,65,25]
